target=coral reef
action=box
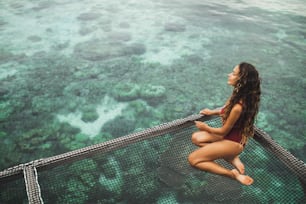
[57,96,128,137]
[45,159,99,204]
[0,101,13,122]
[110,82,140,101]
[99,156,123,198]
[74,40,146,61]
[101,115,135,138]
[124,170,159,202]
[80,106,99,122]
[139,84,166,106]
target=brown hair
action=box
[223,62,261,137]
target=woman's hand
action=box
[200,108,214,115]
[194,121,209,131]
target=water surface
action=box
[0,0,305,171]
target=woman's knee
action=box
[188,153,197,166]
[191,131,205,145]
[191,132,199,145]
[188,151,208,166]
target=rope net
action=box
[0,115,305,203]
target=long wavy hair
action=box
[222,62,261,137]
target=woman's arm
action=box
[200,108,221,116]
[195,104,242,137]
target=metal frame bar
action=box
[23,164,43,204]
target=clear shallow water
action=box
[0,0,305,172]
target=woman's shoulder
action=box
[232,103,243,113]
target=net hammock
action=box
[0,114,305,203]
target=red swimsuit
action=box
[221,104,247,146]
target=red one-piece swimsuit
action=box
[221,103,247,146]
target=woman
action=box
[188,62,261,186]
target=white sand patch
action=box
[57,96,127,138]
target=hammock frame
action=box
[0,114,305,203]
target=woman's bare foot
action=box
[231,169,254,186]
[229,156,245,174]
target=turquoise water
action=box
[0,0,305,172]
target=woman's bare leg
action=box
[188,140,253,185]
[191,131,223,147]
[231,169,253,185]
[226,156,245,174]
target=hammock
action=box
[0,114,305,203]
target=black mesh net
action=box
[0,176,28,204]
[0,116,305,203]
[38,126,304,203]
